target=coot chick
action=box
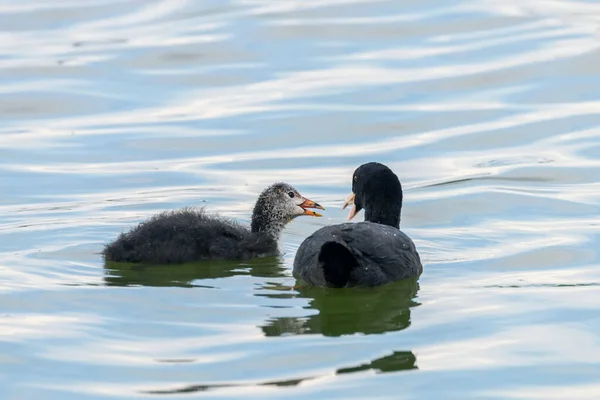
[293,162,422,287]
[103,182,324,264]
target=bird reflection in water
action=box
[104,259,420,395]
[103,256,287,287]
[143,348,416,395]
[262,277,420,337]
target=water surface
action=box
[2,0,600,398]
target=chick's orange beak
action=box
[342,192,359,221]
[299,196,325,217]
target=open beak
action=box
[299,196,325,217]
[342,192,359,221]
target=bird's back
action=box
[103,208,277,264]
[293,222,422,287]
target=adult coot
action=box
[103,182,324,264]
[293,162,422,287]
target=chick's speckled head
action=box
[251,182,324,237]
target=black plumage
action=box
[293,162,422,288]
[103,182,324,264]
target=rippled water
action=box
[2,0,600,398]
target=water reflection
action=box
[144,350,416,395]
[103,256,286,287]
[262,278,420,336]
[104,259,420,397]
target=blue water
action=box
[2,0,600,398]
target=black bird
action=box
[293,162,422,287]
[103,182,324,264]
